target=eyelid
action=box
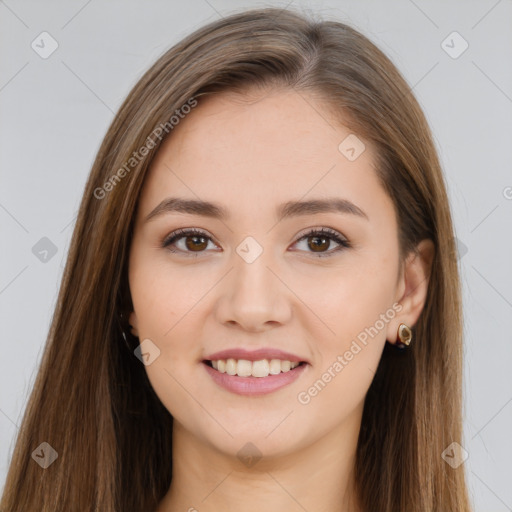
[295,226,348,243]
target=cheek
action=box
[129,246,201,338]
[294,261,397,433]
[299,253,399,409]
[128,250,218,384]
[128,259,210,423]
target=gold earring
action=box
[396,323,412,348]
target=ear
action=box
[128,311,139,337]
[386,239,435,345]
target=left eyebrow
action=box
[144,196,368,223]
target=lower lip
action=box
[202,362,308,396]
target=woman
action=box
[1,7,473,512]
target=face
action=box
[128,88,405,459]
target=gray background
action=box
[1,0,511,510]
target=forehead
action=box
[137,88,391,223]
[162,88,362,168]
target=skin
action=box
[128,87,434,512]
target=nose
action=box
[214,249,292,332]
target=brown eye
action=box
[163,229,216,256]
[162,227,350,258]
[307,234,330,252]
[184,234,208,252]
[293,228,350,257]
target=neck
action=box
[157,412,363,512]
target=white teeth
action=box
[236,359,252,377]
[269,359,281,375]
[209,358,301,377]
[226,358,237,375]
[252,359,270,377]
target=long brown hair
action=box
[1,7,472,511]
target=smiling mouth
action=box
[203,359,307,378]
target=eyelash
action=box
[161,227,351,258]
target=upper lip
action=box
[204,347,309,364]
